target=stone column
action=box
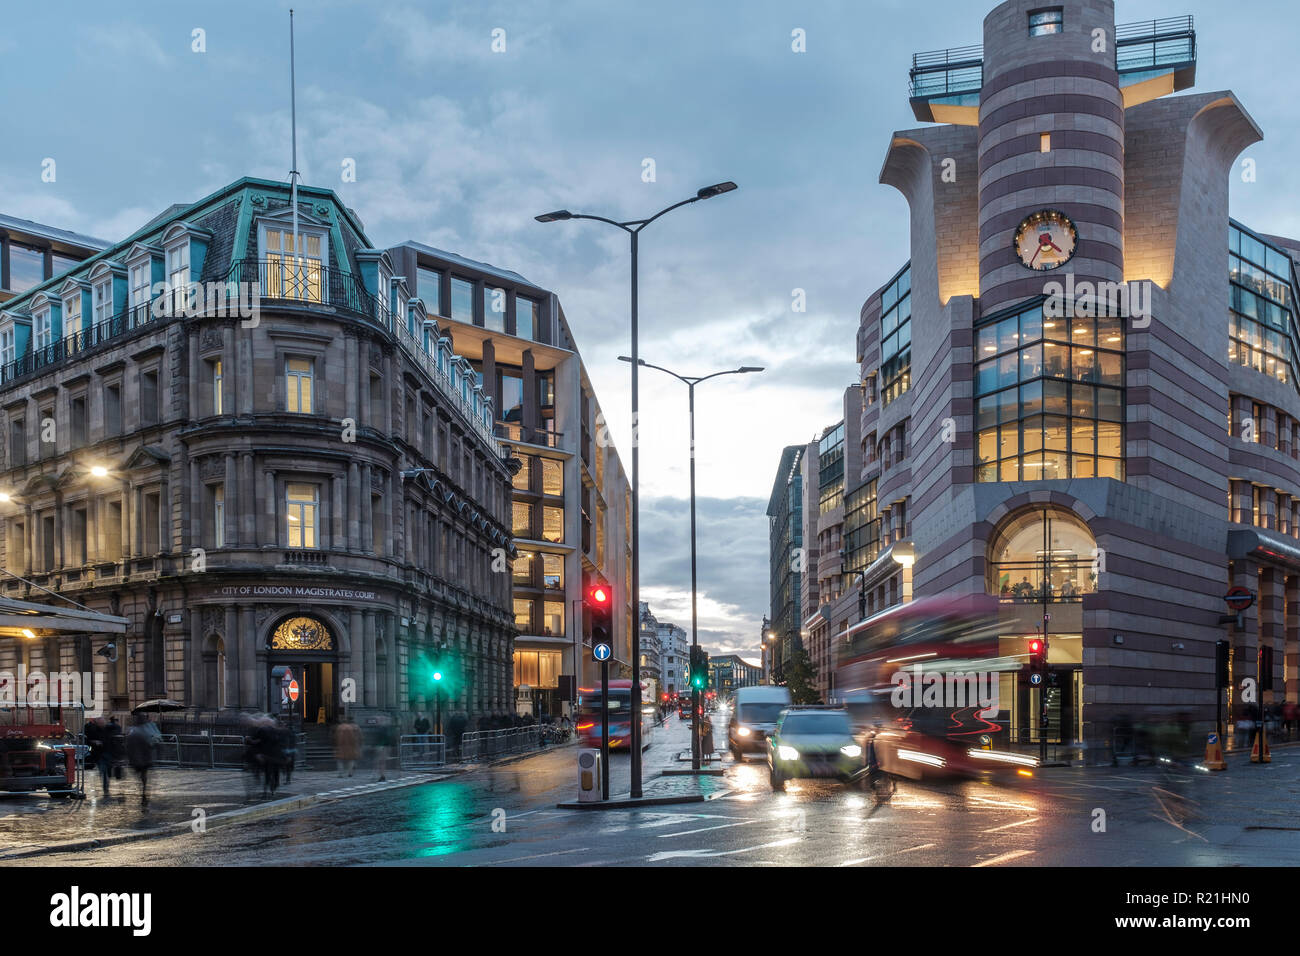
[344,333,358,423]
[242,453,256,544]
[348,607,365,713]
[363,609,377,708]
[187,328,200,418]
[189,459,201,547]
[347,461,361,551]
[239,606,257,710]
[361,463,373,553]
[332,473,345,551]
[224,606,240,710]
[223,453,237,547]
[265,470,277,547]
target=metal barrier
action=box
[458,726,541,762]
[399,734,446,770]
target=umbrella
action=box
[132,699,186,715]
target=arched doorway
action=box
[268,615,338,724]
[987,507,1094,747]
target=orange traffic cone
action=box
[1204,731,1226,771]
[1250,726,1271,763]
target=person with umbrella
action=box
[125,714,161,808]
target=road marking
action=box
[983,817,1039,833]
[647,837,799,863]
[838,842,936,866]
[973,850,1035,867]
[659,820,759,838]
[898,842,935,854]
[484,847,590,865]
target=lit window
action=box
[541,458,563,496]
[213,359,224,415]
[286,357,314,413]
[543,553,564,590]
[286,483,318,549]
[1040,133,1051,153]
[542,505,564,543]
[262,227,325,303]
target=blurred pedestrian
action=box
[334,714,361,777]
[279,723,297,785]
[125,715,159,808]
[106,715,125,786]
[256,719,284,796]
[85,716,110,797]
[373,717,396,782]
[1284,701,1298,741]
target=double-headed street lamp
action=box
[536,181,738,797]
[620,356,763,770]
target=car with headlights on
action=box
[766,706,862,790]
[728,685,791,759]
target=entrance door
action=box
[301,662,335,724]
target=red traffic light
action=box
[1028,639,1043,654]
[588,585,610,605]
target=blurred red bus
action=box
[576,680,651,751]
[836,594,1036,779]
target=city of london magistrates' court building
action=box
[0,178,519,726]
[850,0,1300,755]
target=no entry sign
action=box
[288,680,300,702]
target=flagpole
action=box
[289,9,300,284]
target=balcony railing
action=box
[496,421,563,449]
[0,304,155,386]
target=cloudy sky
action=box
[2,0,1296,662]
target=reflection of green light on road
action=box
[410,783,482,857]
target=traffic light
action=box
[689,645,709,691]
[586,583,613,647]
[1215,639,1230,688]
[1028,637,1046,674]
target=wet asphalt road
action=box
[12,708,1300,867]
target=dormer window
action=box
[32,302,52,351]
[129,260,152,326]
[260,225,327,303]
[392,279,409,335]
[0,326,14,367]
[93,276,113,324]
[63,290,81,346]
[165,241,190,314]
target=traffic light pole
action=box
[600,657,610,800]
[689,381,701,771]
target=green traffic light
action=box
[433,671,443,682]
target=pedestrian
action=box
[373,717,395,782]
[106,715,125,788]
[1284,701,1298,741]
[279,723,297,785]
[125,716,159,809]
[256,719,284,796]
[334,714,361,777]
[85,716,110,797]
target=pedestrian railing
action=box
[458,726,542,762]
[399,734,447,770]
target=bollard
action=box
[1203,731,1226,771]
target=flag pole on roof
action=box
[289,8,300,286]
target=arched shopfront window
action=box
[989,508,1096,603]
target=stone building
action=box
[847,0,1300,755]
[0,177,517,729]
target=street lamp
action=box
[620,355,763,769]
[536,182,738,796]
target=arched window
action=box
[989,508,1096,603]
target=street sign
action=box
[288,680,300,702]
[593,643,611,661]
[1225,586,1254,612]
[1029,672,1043,686]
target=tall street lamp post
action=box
[536,182,737,796]
[620,356,763,770]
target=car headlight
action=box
[737,726,752,737]
[840,744,862,758]
[777,745,799,761]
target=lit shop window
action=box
[975,301,1124,482]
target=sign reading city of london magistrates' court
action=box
[210,585,380,602]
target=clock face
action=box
[1013,210,1078,271]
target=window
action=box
[93,278,112,324]
[975,301,1124,481]
[71,507,88,566]
[879,265,912,405]
[207,358,222,415]
[33,306,52,351]
[513,551,534,587]
[286,357,313,413]
[512,452,532,491]
[543,553,564,590]
[542,601,564,637]
[451,277,474,324]
[1229,222,1298,385]
[212,484,225,548]
[513,501,533,537]
[1040,133,1051,153]
[1029,8,1063,35]
[542,505,564,543]
[262,227,325,302]
[51,252,79,277]
[500,371,523,423]
[9,418,24,467]
[484,287,505,331]
[991,508,1095,602]
[541,458,563,496]
[417,267,442,316]
[514,598,534,632]
[166,241,190,313]
[515,296,537,340]
[142,491,160,554]
[42,514,55,570]
[0,327,13,366]
[129,260,152,325]
[64,292,82,344]
[140,369,160,426]
[8,243,44,293]
[513,650,561,688]
[69,395,87,447]
[104,384,122,437]
[104,501,122,561]
[286,483,318,548]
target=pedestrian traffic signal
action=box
[1028,637,1046,674]
[586,582,613,647]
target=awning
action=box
[1227,528,1300,571]
[0,597,129,640]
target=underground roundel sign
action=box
[1224,586,1254,612]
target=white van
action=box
[727,685,792,759]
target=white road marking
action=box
[647,837,800,862]
[484,846,590,865]
[983,817,1040,833]
[659,820,760,838]
[973,849,1035,867]
[838,842,936,866]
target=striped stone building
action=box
[850,0,1300,756]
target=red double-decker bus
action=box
[836,595,1036,779]
[576,680,652,751]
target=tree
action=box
[782,649,822,705]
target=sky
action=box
[2,0,1297,662]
